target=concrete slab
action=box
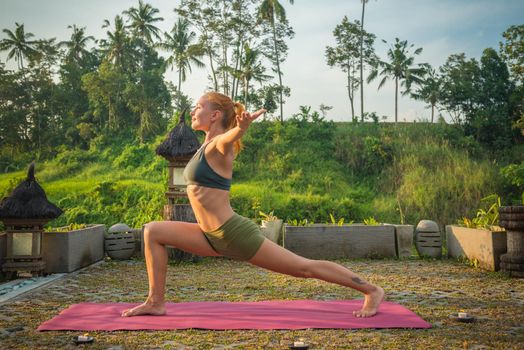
[0,260,105,305]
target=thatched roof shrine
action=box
[156,110,200,161]
[0,162,63,220]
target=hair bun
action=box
[233,101,245,115]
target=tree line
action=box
[325,14,523,149]
[0,0,295,165]
[0,0,522,170]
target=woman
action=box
[122,92,384,318]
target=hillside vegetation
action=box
[1,111,522,231]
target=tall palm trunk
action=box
[208,49,218,90]
[18,56,24,71]
[347,57,355,121]
[198,29,219,91]
[140,42,146,72]
[234,48,242,98]
[222,43,229,95]
[108,96,112,129]
[232,41,241,98]
[272,18,284,122]
[244,76,249,110]
[360,2,366,122]
[431,103,435,123]
[178,68,182,92]
[221,0,229,95]
[232,5,244,99]
[395,76,398,123]
[234,40,245,99]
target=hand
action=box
[236,109,266,130]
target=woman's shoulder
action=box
[208,136,234,158]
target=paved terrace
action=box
[0,257,523,349]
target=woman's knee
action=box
[143,221,164,243]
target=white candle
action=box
[458,312,468,319]
[294,341,305,346]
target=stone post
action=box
[499,205,524,278]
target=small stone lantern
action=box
[156,109,200,221]
[105,223,136,260]
[0,163,62,278]
[415,220,442,258]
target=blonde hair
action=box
[204,91,244,155]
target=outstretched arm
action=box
[216,108,266,153]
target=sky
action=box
[0,0,523,122]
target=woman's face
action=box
[190,96,216,131]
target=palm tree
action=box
[59,25,95,63]
[123,0,164,44]
[33,37,59,68]
[359,0,369,122]
[258,0,294,122]
[236,43,271,109]
[99,15,131,131]
[100,16,128,69]
[0,22,39,70]
[159,18,205,92]
[411,67,442,123]
[359,0,379,121]
[367,38,426,123]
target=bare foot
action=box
[353,286,385,318]
[121,301,166,317]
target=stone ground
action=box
[0,256,523,349]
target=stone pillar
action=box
[163,204,196,222]
[499,205,524,278]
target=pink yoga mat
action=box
[38,300,431,331]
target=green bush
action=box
[458,194,503,230]
[0,147,35,174]
[39,147,97,181]
[394,142,499,227]
[113,144,154,170]
[231,181,369,224]
[48,180,164,228]
[334,128,393,178]
[500,161,524,203]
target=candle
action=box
[458,312,468,319]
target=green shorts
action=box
[203,213,266,261]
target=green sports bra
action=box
[183,141,232,191]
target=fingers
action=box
[251,109,267,119]
[236,113,248,128]
[236,109,267,128]
[241,109,266,121]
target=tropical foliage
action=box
[0,22,39,70]
[367,38,427,123]
[0,3,522,231]
[325,16,376,121]
[458,194,503,231]
[159,18,205,92]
